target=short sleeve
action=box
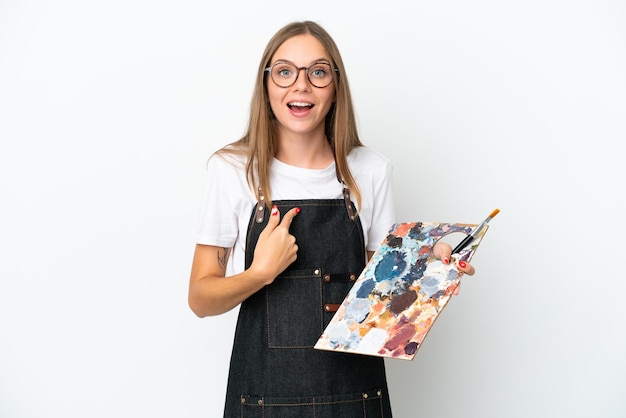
[366,158,395,251]
[196,154,247,248]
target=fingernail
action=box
[458,261,467,268]
[295,207,301,214]
[443,257,449,265]
[271,205,278,216]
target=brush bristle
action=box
[489,208,500,218]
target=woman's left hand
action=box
[432,241,475,295]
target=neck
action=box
[275,131,334,169]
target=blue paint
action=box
[356,278,376,298]
[407,222,423,240]
[403,258,427,284]
[374,250,406,282]
[419,275,441,298]
[345,298,371,324]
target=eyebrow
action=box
[271,58,332,66]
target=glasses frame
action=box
[264,60,338,89]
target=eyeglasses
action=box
[264,61,337,88]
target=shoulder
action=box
[348,146,393,176]
[348,145,391,164]
[347,146,395,250]
[207,144,248,172]
[203,144,253,199]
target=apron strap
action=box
[254,187,267,224]
[254,165,358,223]
[335,164,357,221]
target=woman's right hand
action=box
[249,205,300,285]
[188,205,300,317]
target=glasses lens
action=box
[271,63,298,88]
[269,62,334,88]
[307,63,333,88]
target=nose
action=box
[293,67,311,90]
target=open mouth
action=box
[287,101,314,111]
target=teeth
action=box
[289,102,313,107]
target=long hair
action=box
[216,21,363,209]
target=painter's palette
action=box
[314,221,488,360]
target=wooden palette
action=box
[314,221,488,360]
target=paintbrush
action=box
[451,208,500,254]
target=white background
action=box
[1,1,625,417]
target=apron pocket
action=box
[322,272,358,327]
[266,269,323,348]
[240,389,386,418]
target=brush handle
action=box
[451,234,475,254]
[451,209,499,254]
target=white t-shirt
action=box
[196,145,395,275]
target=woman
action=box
[188,20,474,417]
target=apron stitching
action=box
[318,275,324,333]
[248,395,382,407]
[265,287,271,347]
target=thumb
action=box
[432,241,452,265]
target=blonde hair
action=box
[216,21,363,209]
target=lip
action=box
[287,101,315,115]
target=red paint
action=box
[384,325,417,351]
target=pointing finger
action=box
[278,207,301,230]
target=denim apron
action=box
[223,187,393,417]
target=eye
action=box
[309,64,330,79]
[274,64,295,79]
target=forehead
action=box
[271,34,330,65]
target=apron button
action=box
[257,399,264,405]
[362,393,369,399]
[324,304,340,312]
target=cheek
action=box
[267,88,284,113]
[267,82,283,99]
[324,86,336,105]
[320,90,336,111]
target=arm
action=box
[188,244,265,317]
[188,206,300,317]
